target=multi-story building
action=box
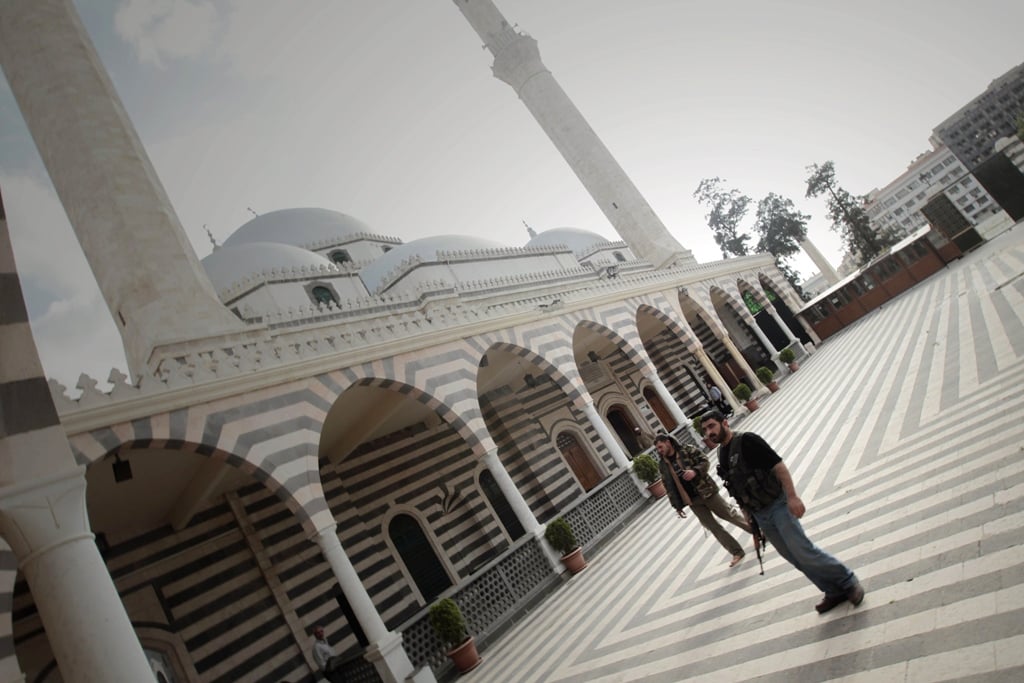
[932,62,1024,169]
[863,144,998,238]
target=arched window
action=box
[329,249,351,264]
[389,514,452,603]
[382,245,392,253]
[613,251,626,262]
[311,286,337,306]
[480,470,525,541]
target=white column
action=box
[483,449,540,536]
[315,528,421,683]
[0,469,155,683]
[719,335,765,392]
[766,304,800,346]
[581,401,630,470]
[694,347,743,414]
[644,372,688,427]
[743,312,782,358]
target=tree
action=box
[1016,111,1024,141]
[693,177,752,257]
[752,193,809,297]
[805,161,899,264]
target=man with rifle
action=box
[701,410,865,613]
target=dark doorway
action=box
[606,406,641,455]
[480,469,526,541]
[389,514,452,604]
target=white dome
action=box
[202,242,335,292]
[223,208,374,249]
[360,234,508,293]
[525,227,612,254]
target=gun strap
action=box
[668,456,694,508]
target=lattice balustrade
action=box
[400,471,646,678]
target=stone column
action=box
[693,347,743,414]
[0,469,155,683]
[314,528,423,683]
[483,449,540,536]
[581,401,630,469]
[644,372,688,428]
[742,312,782,359]
[766,305,800,347]
[719,335,765,392]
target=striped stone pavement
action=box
[472,225,1024,683]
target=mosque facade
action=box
[0,2,819,682]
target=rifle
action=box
[749,514,767,575]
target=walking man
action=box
[701,410,865,613]
[655,434,751,568]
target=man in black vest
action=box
[701,410,865,613]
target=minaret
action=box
[800,237,841,286]
[453,0,696,270]
[0,0,250,379]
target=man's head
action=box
[313,625,325,640]
[654,434,679,458]
[700,410,731,444]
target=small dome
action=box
[525,227,612,254]
[202,242,335,292]
[360,234,508,293]
[223,208,374,249]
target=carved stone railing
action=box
[49,256,781,412]
[399,470,645,679]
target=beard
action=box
[709,430,724,443]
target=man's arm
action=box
[771,461,805,519]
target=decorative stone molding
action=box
[0,468,90,566]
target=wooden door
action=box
[557,432,603,491]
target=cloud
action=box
[114,0,220,66]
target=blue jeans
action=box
[752,494,857,596]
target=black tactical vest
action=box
[716,432,783,512]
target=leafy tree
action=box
[693,177,752,257]
[805,161,899,264]
[752,193,809,297]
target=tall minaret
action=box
[0,0,251,379]
[453,0,696,270]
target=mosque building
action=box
[0,1,817,682]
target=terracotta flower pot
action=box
[767,381,779,393]
[647,479,667,498]
[745,399,760,412]
[560,547,588,574]
[788,361,800,372]
[447,636,482,674]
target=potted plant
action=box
[733,383,759,412]
[756,366,779,393]
[693,416,716,450]
[632,453,666,498]
[428,598,482,673]
[779,347,799,372]
[544,517,587,574]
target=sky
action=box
[2,0,1023,391]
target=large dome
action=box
[202,242,336,292]
[360,234,508,293]
[525,227,612,254]
[223,208,374,249]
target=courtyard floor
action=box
[469,224,1024,682]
